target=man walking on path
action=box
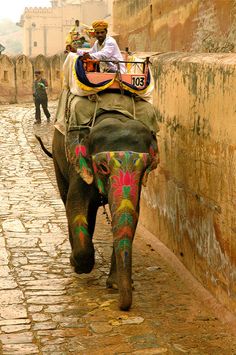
[33,70,51,124]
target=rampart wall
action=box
[0,54,64,104]
[140,52,236,315]
[113,0,236,53]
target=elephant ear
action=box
[65,128,94,184]
[142,134,160,187]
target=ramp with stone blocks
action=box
[0,102,235,354]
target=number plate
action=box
[131,75,146,89]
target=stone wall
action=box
[113,0,236,53]
[0,55,16,104]
[15,55,34,103]
[0,54,63,104]
[140,53,236,314]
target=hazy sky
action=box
[0,0,51,22]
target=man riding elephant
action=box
[78,20,126,73]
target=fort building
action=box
[18,0,113,56]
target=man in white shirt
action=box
[79,20,126,73]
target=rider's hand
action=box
[82,52,91,60]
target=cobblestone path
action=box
[0,102,236,354]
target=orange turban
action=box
[92,20,108,31]
[85,28,95,38]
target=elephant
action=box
[37,109,159,310]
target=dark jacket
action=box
[33,79,48,100]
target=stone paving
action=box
[0,101,236,354]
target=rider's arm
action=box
[89,38,115,61]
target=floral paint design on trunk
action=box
[92,151,151,267]
[73,214,89,247]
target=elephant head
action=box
[65,122,159,189]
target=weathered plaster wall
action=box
[0,55,16,104]
[140,53,236,313]
[15,55,33,103]
[0,54,63,104]
[50,55,64,100]
[113,0,236,53]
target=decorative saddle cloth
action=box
[73,56,152,96]
[54,89,159,136]
[62,52,154,104]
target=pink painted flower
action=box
[75,144,87,157]
[112,170,138,200]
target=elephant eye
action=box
[98,162,110,175]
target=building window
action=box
[34,41,37,47]
[4,71,8,81]
[22,71,26,80]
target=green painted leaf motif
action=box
[119,213,133,226]
[79,156,87,167]
[75,225,89,236]
[116,238,131,252]
[79,156,92,173]
[97,178,105,194]
[122,185,130,198]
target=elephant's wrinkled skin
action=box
[52,113,158,310]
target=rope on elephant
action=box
[132,96,136,120]
[86,93,102,128]
[65,90,77,124]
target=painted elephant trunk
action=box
[92,150,153,310]
[109,190,139,310]
[104,151,149,310]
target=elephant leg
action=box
[53,156,69,206]
[66,177,95,274]
[69,195,99,274]
[53,158,74,247]
[87,193,100,237]
[70,197,99,271]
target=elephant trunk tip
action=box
[119,288,132,311]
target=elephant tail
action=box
[35,135,53,158]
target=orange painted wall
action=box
[113,0,236,53]
[140,52,236,314]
